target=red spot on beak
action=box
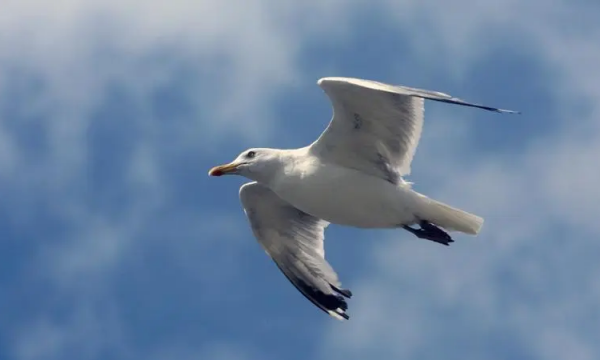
[208,163,238,176]
[209,167,223,176]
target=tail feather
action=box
[416,196,484,235]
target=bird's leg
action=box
[402,220,454,246]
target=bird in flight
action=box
[209,77,518,320]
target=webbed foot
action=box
[402,220,454,246]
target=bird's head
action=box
[208,148,281,182]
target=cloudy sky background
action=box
[2,0,600,359]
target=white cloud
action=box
[11,303,127,360]
[0,1,368,359]
[149,342,258,360]
[4,0,600,359]
[319,1,600,359]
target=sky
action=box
[1,1,600,360]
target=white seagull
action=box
[209,77,518,320]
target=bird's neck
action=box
[254,148,307,187]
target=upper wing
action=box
[311,77,519,182]
[239,182,352,320]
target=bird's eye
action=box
[246,151,256,159]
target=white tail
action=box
[416,195,484,235]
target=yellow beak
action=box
[208,163,239,176]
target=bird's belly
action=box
[272,167,420,228]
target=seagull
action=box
[208,77,518,320]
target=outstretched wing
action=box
[311,77,518,182]
[239,182,352,320]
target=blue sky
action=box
[2,1,600,359]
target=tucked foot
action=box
[402,220,454,246]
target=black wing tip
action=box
[275,263,353,321]
[469,104,521,114]
[331,284,353,298]
[309,291,351,321]
[432,97,520,114]
[322,289,352,321]
[327,300,350,321]
[337,311,350,320]
[494,108,521,114]
[473,104,521,114]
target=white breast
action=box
[270,160,421,228]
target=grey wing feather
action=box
[322,77,520,113]
[239,182,352,320]
[390,85,520,113]
[311,77,519,181]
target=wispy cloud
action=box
[0,1,369,359]
[3,0,600,359]
[319,1,600,359]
